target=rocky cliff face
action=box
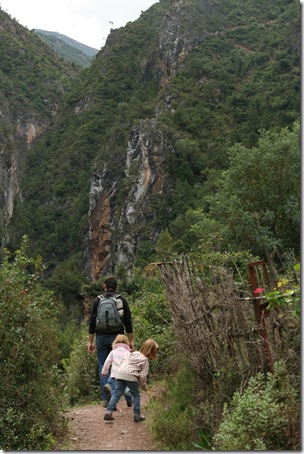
[0,114,44,245]
[84,0,221,279]
[0,12,42,242]
[86,119,174,279]
[157,0,215,87]
[0,7,77,247]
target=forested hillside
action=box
[35,30,98,67]
[6,0,300,288]
[0,7,79,249]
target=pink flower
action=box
[253,287,264,296]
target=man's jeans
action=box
[96,333,117,401]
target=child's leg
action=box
[111,378,131,405]
[107,379,126,412]
[110,377,116,393]
[126,381,140,415]
[124,386,133,406]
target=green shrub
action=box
[129,276,175,377]
[0,237,67,450]
[63,326,100,405]
[214,360,300,450]
[148,358,198,450]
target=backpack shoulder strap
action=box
[114,294,124,316]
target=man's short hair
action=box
[104,276,117,290]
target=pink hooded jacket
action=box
[101,343,131,378]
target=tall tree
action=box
[191,123,300,259]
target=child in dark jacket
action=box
[103,339,159,423]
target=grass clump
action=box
[147,358,198,450]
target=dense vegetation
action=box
[0,0,300,450]
[0,242,300,450]
[8,0,300,276]
[0,239,67,450]
[0,9,78,120]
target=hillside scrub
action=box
[0,238,67,450]
[7,0,300,277]
[175,123,300,259]
[214,361,300,450]
[206,123,300,258]
[148,252,300,450]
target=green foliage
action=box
[155,228,175,261]
[8,0,300,276]
[55,308,80,363]
[195,123,300,257]
[44,255,88,307]
[264,262,300,317]
[129,275,175,377]
[170,208,224,253]
[63,326,99,405]
[214,360,300,450]
[0,237,67,450]
[192,428,213,451]
[189,249,257,285]
[148,358,198,450]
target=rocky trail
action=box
[66,389,161,451]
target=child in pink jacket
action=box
[104,338,159,422]
[101,334,132,407]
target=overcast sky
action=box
[0,0,159,49]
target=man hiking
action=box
[88,276,134,406]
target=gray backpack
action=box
[95,294,124,334]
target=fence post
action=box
[247,260,274,374]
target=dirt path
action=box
[66,390,160,451]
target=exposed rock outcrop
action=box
[87,119,173,280]
[85,0,222,278]
[0,118,45,245]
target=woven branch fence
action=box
[157,256,269,385]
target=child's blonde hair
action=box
[112,334,130,347]
[140,339,159,359]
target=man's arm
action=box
[122,297,134,351]
[127,332,134,352]
[88,333,95,355]
[88,297,98,355]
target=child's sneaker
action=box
[134,414,146,422]
[103,412,114,421]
